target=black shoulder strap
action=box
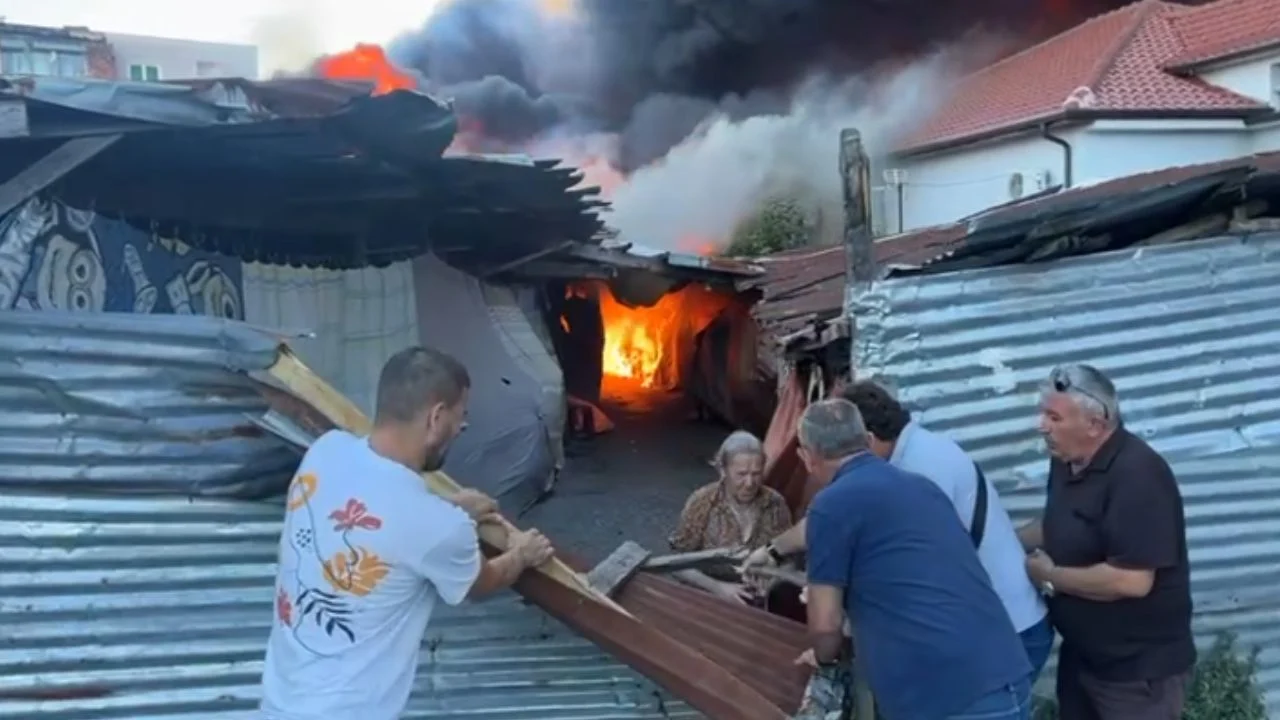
[969,463,989,549]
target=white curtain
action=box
[242,261,419,415]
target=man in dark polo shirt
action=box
[1019,364,1194,720]
[799,399,1033,720]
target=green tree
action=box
[725,196,810,257]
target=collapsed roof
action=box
[0,75,604,271]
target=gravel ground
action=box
[519,380,728,564]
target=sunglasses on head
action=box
[1050,366,1110,420]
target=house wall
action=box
[895,118,1280,231]
[893,130,1087,230]
[1197,49,1280,107]
[849,232,1280,715]
[106,32,259,81]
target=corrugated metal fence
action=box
[0,494,695,719]
[850,232,1280,715]
[0,310,695,719]
[0,310,294,499]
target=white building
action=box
[884,0,1280,233]
[106,32,259,82]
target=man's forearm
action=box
[772,518,808,555]
[1050,564,1139,602]
[811,630,844,664]
[1017,519,1043,551]
[469,551,526,598]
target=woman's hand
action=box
[713,581,753,605]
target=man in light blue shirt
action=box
[842,380,1053,678]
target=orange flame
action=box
[592,282,729,391]
[317,44,415,95]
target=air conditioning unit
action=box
[1009,170,1053,199]
[1007,172,1026,200]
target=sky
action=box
[0,0,441,73]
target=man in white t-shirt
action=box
[260,346,555,720]
[744,381,1054,681]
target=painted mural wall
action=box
[0,196,243,318]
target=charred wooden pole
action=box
[838,127,877,720]
[840,128,875,284]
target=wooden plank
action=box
[265,346,634,618]
[479,240,574,278]
[587,540,651,596]
[642,547,746,574]
[0,134,120,218]
[742,564,807,587]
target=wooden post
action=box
[839,129,874,284]
[0,135,120,218]
[839,127,877,720]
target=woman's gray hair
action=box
[713,430,766,470]
[1041,363,1121,428]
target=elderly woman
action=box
[668,430,793,603]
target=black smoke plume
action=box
[386,0,1145,170]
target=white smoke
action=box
[601,51,965,253]
[251,0,328,76]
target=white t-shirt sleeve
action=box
[413,513,483,606]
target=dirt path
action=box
[520,381,728,563]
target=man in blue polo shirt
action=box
[799,399,1032,720]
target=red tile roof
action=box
[900,0,1276,153]
[1165,0,1280,68]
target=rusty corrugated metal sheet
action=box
[521,567,809,719]
[748,227,963,348]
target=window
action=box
[1,49,31,75]
[129,64,161,82]
[55,51,87,77]
[1,47,86,77]
[195,60,223,77]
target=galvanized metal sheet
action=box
[0,310,294,498]
[0,492,697,719]
[850,232,1280,715]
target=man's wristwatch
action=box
[766,544,785,564]
[1039,580,1056,598]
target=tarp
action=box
[413,254,562,509]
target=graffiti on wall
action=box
[0,197,243,317]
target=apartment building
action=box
[0,22,116,79]
[0,21,259,82]
[106,32,259,82]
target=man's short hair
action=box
[841,380,911,442]
[374,346,471,425]
[1042,363,1121,428]
[799,398,869,460]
